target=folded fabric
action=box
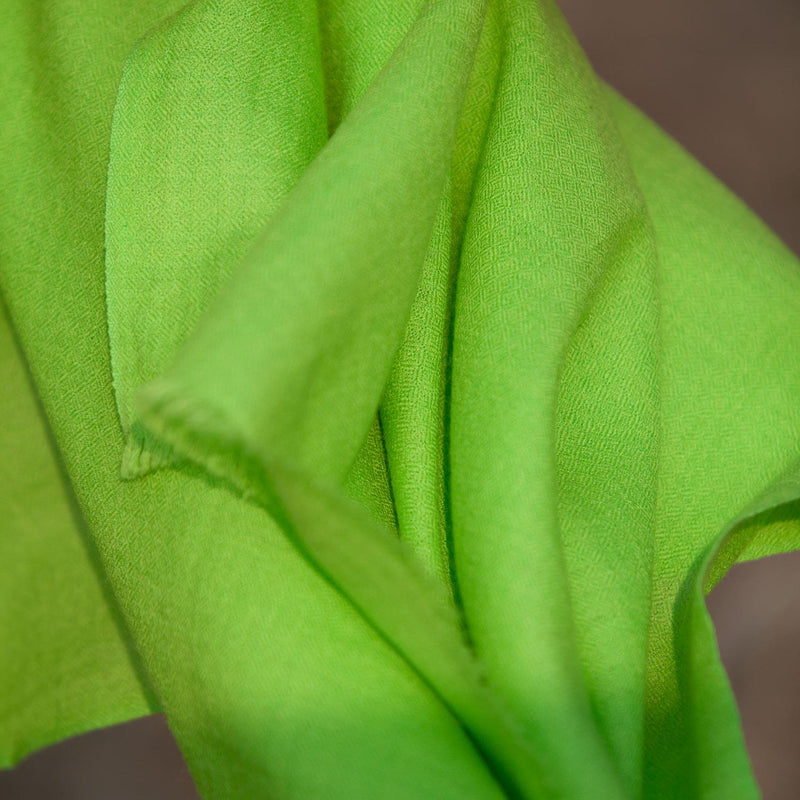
[2,0,799,798]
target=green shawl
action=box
[2,0,800,798]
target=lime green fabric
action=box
[0,298,154,765]
[2,0,799,798]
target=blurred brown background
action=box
[1,0,798,797]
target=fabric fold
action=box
[109,1,559,797]
[128,0,486,484]
[450,2,660,795]
[0,296,154,769]
[607,87,800,798]
[105,0,330,478]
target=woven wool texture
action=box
[2,0,800,798]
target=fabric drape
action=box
[2,1,800,798]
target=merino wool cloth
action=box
[2,0,800,798]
